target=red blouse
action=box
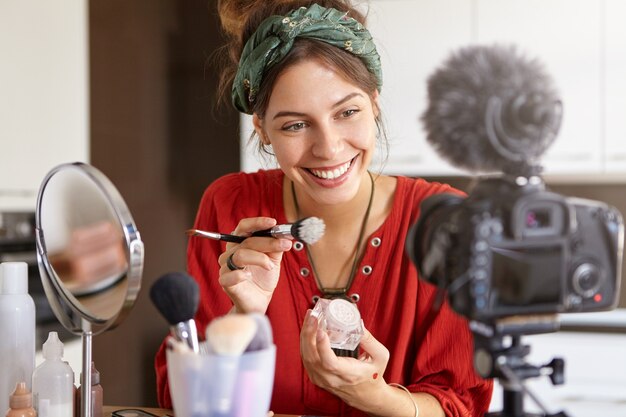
[155,170,493,416]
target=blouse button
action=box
[362,265,373,275]
[312,295,320,305]
[350,293,360,303]
[371,237,381,247]
[300,267,310,277]
[294,241,304,251]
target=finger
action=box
[358,328,390,367]
[314,327,342,371]
[300,310,317,347]
[314,329,380,387]
[221,247,277,272]
[300,310,322,363]
[232,217,277,236]
[238,237,293,259]
[218,269,251,288]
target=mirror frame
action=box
[35,162,144,336]
[35,162,144,417]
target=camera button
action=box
[474,240,488,252]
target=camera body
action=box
[407,176,623,321]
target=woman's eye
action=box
[283,122,306,131]
[341,109,360,118]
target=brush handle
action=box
[188,229,246,243]
[189,225,294,243]
[218,233,247,243]
[251,224,293,239]
[171,320,200,353]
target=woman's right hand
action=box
[217,217,292,314]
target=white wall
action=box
[0,0,89,212]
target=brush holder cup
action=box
[167,345,276,417]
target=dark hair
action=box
[216,0,389,167]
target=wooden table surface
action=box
[104,405,296,417]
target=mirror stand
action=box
[35,163,144,417]
[81,325,93,417]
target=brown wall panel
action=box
[89,0,238,406]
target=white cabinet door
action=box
[476,0,603,175]
[605,0,626,174]
[0,1,89,211]
[368,0,471,176]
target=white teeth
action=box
[311,160,351,180]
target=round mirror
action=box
[35,162,144,335]
[35,162,144,417]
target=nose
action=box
[311,123,343,160]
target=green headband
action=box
[232,4,383,114]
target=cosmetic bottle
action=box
[76,362,103,417]
[5,382,36,417]
[311,298,364,351]
[0,262,36,416]
[32,332,74,417]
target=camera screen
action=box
[491,245,563,308]
[525,209,551,229]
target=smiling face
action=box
[253,59,379,208]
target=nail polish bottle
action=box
[76,362,103,417]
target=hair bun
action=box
[218,0,362,39]
[217,0,255,38]
[215,0,366,108]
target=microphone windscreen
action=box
[421,44,561,174]
[150,271,200,325]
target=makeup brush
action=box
[150,271,200,353]
[205,314,258,355]
[245,313,274,352]
[205,314,259,415]
[186,216,325,245]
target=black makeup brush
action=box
[186,216,326,245]
[150,271,200,353]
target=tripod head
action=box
[470,315,569,417]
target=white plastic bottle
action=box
[32,332,74,417]
[0,262,36,416]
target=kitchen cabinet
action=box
[366,0,471,176]
[239,1,626,181]
[476,0,603,176]
[0,1,89,211]
[605,0,626,174]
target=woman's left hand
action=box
[300,309,390,408]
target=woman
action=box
[155,1,493,415]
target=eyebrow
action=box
[272,92,365,120]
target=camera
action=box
[407,44,623,324]
[406,176,623,321]
[409,43,625,416]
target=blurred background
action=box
[1,0,625,412]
